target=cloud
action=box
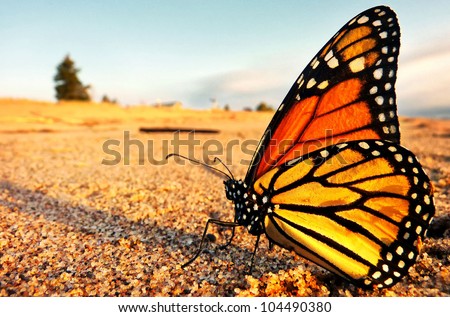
[185,50,308,110]
[397,39,450,113]
[187,67,290,109]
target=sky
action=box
[1,0,450,116]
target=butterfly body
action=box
[174,5,435,289]
[224,179,269,235]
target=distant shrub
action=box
[255,102,274,112]
[102,95,118,104]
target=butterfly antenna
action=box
[166,153,232,180]
[213,157,235,180]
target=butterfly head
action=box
[224,179,268,235]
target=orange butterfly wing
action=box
[246,6,400,182]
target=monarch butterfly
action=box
[169,5,435,289]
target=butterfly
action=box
[170,5,435,289]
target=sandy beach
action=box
[0,99,449,296]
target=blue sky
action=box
[1,0,450,116]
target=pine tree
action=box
[54,55,91,101]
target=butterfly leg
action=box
[218,226,236,250]
[182,218,242,268]
[247,234,261,275]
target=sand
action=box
[0,99,449,296]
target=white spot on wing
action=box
[357,15,369,24]
[384,278,393,286]
[312,59,320,69]
[320,150,329,158]
[416,226,422,234]
[324,50,334,62]
[317,80,329,89]
[372,271,381,279]
[394,153,403,162]
[349,56,365,73]
[379,31,388,39]
[373,68,383,79]
[386,252,393,261]
[375,96,384,105]
[390,125,397,133]
[327,56,339,69]
[358,142,370,149]
[306,78,317,89]
[373,20,382,26]
[287,157,302,165]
